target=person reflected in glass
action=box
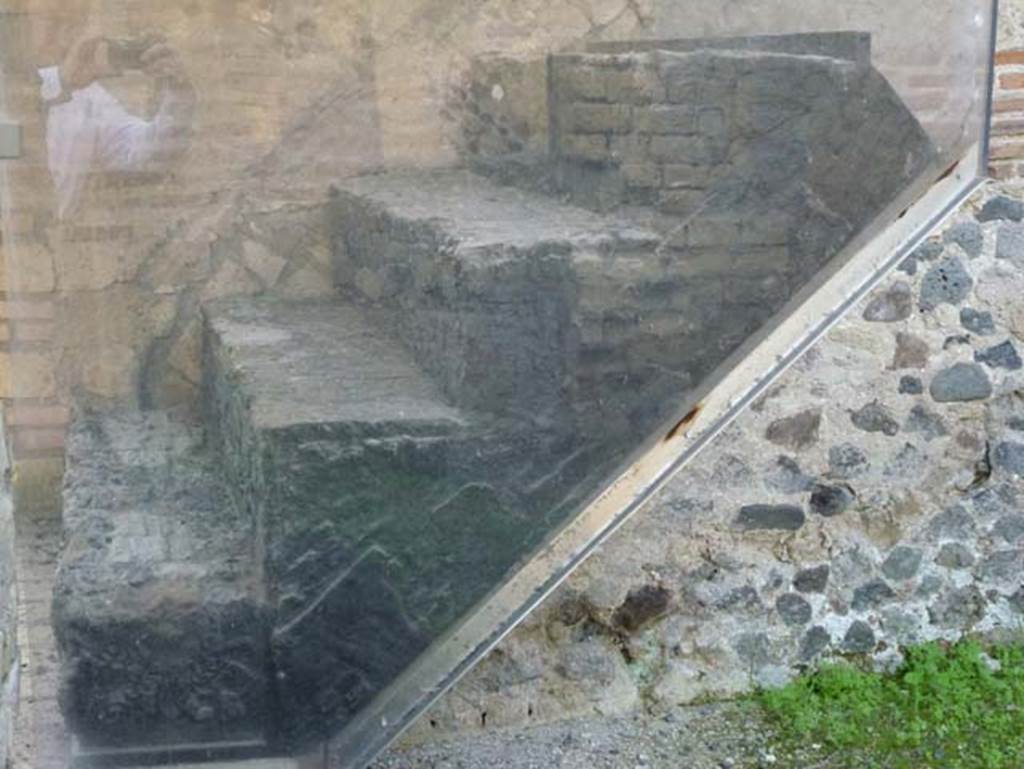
[30,6,196,218]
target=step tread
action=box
[57,409,259,618]
[204,296,467,432]
[331,168,661,255]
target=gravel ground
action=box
[374,702,843,769]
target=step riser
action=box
[201,300,556,750]
[54,413,271,753]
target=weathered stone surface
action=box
[992,515,1024,543]
[961,307,995,335]
[919,256,973,311]
[44,33,951,755]
[898,376,923,395]
[733,633,772,668]
[994,441,1024,477]
[765,409,821,451]
[996,222,1024,266]
[899,240,944,275]
[862,281,912,322]
[765,411,819,454]
[935,543,975,569]
[809,483,855,517]
[775,594,812,626]
[793,565,830,594]
[54,410,270,750]
[735,504,806,531]
[799,626,831,660]
[842,621,876,653]
[890,332,930,370]
[203,296,537,748]
[929,363,992,402]
[613,586,673,632]
[850,401,899,436]
[927,505,975,539]
[764,456,815,493]
[904,405,948,440]
[978,195,1024,223]
[828,443,869,479]
[0,424,13,769]
[929,586,987,628]
[975,340,1023,370]
[851,580,896,611]
[881,546,923,581]
[944,221,984,258]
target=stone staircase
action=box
[51,33,935,766]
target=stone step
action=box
[201,296,552,751]
[326,168,808,443]
[53,409,271,756]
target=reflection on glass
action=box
[0,1,993,767]
[29,4,194,218]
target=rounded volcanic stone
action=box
[943,221,984,258]
[828,443,869,479]
[775,593,812,627]
[793,565,830,593]
[919,256,973,311]
[850,401,900,436]
[809,483,855,517]
[975,341,1023,371]
[935,543,975,569]
[898,376,923,395]
[799,626,831,660]
[881,546,923,581]
[960,308,995,336]
[852,579,896,611]
[978,195,1024,223]
[993,441,1024,477]
[736,504,806,532]
[842,621,876,653]
[862,281,912,322]
[930,363,992,403]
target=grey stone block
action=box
[54,410,270,751]
[930,363,992,403]
[735,504,806,531]
[202,297,581,749]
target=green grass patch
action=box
[757,640,1024,769]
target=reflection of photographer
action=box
[33,14,196,218]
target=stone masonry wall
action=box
[403,0,1024,741]
[405,171,1024,751]
[546,45,931,226]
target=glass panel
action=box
[0,1,994,767]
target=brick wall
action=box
[991,49,1024,180]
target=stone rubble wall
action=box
[403,183,1024,746]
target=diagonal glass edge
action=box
[319,125,991,768]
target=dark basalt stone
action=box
[978,195,1024,223]
[851,579,896,611]
[776,593,812,626]
[793,565,830,593]
[975,341,1023,371]
[736,504,806,531]
[809,483,855,517]
[613,585,673,632]
[930,363,992,403]
[842,620,876,652]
